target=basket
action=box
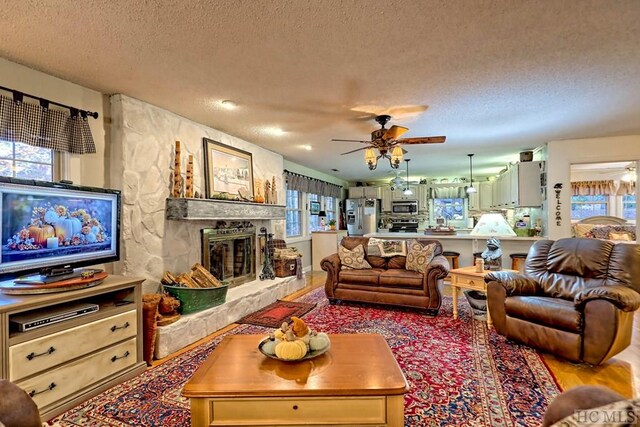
[274,258,297,278]
[162,283,229,314]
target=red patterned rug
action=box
[47,288,561,427]
[236,299,316,328]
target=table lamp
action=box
[469,213,515,269]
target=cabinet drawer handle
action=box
[111,350,130,362]
[292,404,298,410]
[26,346,56,361]
[29,382,56,397]
[111,321,130,332]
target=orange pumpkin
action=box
[27,224,55,247]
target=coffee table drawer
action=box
[453,275,486,290]
[210,396,386,424]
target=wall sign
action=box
[554,183,563,226]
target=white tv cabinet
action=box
[0,275,146,421]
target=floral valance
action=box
[0,94,96,154]
[284,170,342,198]
[571,180,616,196]
[617,180,636,196]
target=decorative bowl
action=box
[258,337,330,362]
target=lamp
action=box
[469,212,516,236]
[466,154,477,194]
[403,159,413,196]
[621,167,637,183]
[363,146,404,170]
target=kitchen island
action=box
[364,232,543,269]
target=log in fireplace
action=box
[201,224,256,288]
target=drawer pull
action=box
[292,405,298,410]
[29,382,56,397]
[111,321,130,332]
[26,346,56,360]
[111,350,130,362]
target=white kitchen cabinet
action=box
[417,185,429,211]
[348,186,381,199]
[479,181,493,211]
[490,162,542,208]
[391,185,418,201]
[381,187,393,212]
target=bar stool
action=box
[510,253,528,273]
[442,251,460,279]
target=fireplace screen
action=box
[201,228,256,288]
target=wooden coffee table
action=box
[183,333,409,427]
[449,265,517,328]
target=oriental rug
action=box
[236,299,316,328]
[47,288,561,427]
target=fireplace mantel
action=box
[165,198,285,220]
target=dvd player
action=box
[10,302,99,332]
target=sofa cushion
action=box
[406,240,436,273]
[387,256,407,269]
[339,244,372,270]
[379,269,423,289]
[338,268,383,286]
[379,240,407,257]
[505,296,582,333]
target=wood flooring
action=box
[155,270,640,399]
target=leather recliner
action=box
[485,238,640,365]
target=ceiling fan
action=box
[333,115,446,170]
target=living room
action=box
[1,2,640,426]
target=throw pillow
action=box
[367,237,384,257]
[609,231,633,241]
[379,240,407,257]
[405,240,436,273]
[338,244,372,270]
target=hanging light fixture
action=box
[363,146,404,170]
[364,148,377,170]
[466,153,477,194]
[403,159,413,195]
[621,167,637,183]
[390,146,404,169]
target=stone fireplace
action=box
[201,223,256,287]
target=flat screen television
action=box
[0,177,121,282]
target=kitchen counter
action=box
[369,232,543,241]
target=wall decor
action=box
[172,140,183,197]
[203,138,254,199]
[554,183,563,226]
[185,154,194,198]
[310,201,320,215]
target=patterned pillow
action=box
[609,231,633,241]
[367,237,384,257]
[405,240,436,273]
[379,240,407,257]
[338,244,372,270]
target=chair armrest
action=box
[320,253,341,274]
[484,271,543,296]
[427,254,449,280]
[574,285,640,312]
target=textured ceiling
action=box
[1,0,639,181]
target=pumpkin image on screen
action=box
[54,215,83,241]
[27,224,55,247]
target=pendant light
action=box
[466,154,477,194]
[403,159,413,195]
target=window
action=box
[433,198,465,221]
[622,194,636,221]
[286,189,302,237]
[325,197,336,223]
[308,194,321,233]
[571,195,608,220]
[0,140,54,180]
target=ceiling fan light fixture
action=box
[390,146,404,169]
[466,153,477,194]
[364,148,377,170]
[403,159,413,195]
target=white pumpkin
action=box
[261,337,279,355]
[54,216,82,240]
[309,332,330,351]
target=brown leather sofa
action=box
[320,236,449,313]
[486,238,640,365]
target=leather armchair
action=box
[486,238,640,365]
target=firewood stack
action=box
[161,263,223,288]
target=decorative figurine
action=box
[271,176,277,204]
[264,180,271,204]
[481,237,503,269]
[172,141,182,197]
[259,227,275,280]
[185,154,194,198]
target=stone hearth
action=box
[154,274,305,359]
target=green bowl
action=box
[163,283,229,314]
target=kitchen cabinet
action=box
[417,185,429,211]
[479,181,493,211]
[490,161,542,208]
[381,187,393,212]
[348,186,381,199]
[391,185,418,201]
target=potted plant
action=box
[328,219,337,230]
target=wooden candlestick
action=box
[185,155,194,198]
[172,141,182,197]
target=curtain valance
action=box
[0,94,96,154]
[571,180,616,196]
[431,185,467,199]
[284,170,342,198]
[616,181,636,196]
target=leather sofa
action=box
[486,238,640,365]
[320,236,449,313]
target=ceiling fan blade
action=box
[397,136,446,144]
[331,138,371,143]
[341,146,371,155]
[383,125,409,141]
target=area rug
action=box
[236,299,316,328]
[47,289,561,427]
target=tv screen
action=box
[0,177,120,281]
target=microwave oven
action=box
[391,200,418,214]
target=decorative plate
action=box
[258,337,331,362]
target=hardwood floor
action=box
[155,270,640,398]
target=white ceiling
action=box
[1,0,639,182]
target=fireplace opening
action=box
[201,224,256,288]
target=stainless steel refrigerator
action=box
[346,198,379,236]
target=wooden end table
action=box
[183,333,409,427]
[449,266,517,328]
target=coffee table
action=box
[183,333,408,427]
[449,265,517,328]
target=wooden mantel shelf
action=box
[165,198,285,221]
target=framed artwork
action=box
[203,138,254,199]
[309,201,320,215]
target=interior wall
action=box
[545,135,640,240]
[0,58,107,187]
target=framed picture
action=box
[309,201,320,215]
[203,138,254,199]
